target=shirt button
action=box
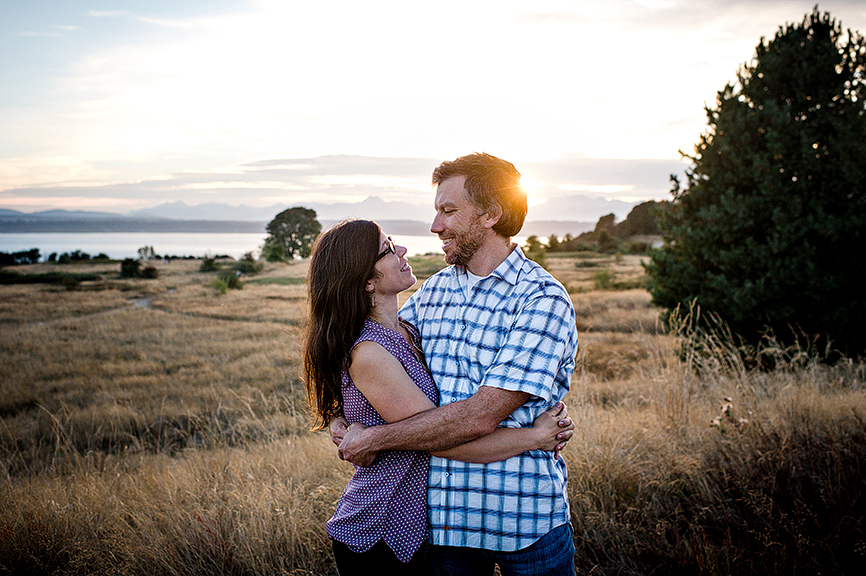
[451,397,456,402]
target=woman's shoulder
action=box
[348,340,388,370]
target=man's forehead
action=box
[434,176,469,207]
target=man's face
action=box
[431,176,487,268]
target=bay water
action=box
[0,232,528,261]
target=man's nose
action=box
[431,213,444,233]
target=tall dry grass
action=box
[1,254,864,575]
[1,437,349,575]
[567,306,866,575]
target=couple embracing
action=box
[303,153,579,576]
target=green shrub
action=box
[262,242,287,262]
[593,268,616,290]
[199,257,219,272]
[212,269,243,293]
[233,258,264,275]
[211,277,229,294]
[120,259,141,278]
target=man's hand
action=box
[549,401,574,458]
[329,416,349,447]
[338,422,376,467]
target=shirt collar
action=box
[451,244,524,287]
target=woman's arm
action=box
[347,342,572,463]
[431,401,572,463]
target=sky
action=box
[2,0,865,222]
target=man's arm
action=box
[338,385,529,466]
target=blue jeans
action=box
[428,523,575,576]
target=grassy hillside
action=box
[1,254,863,575]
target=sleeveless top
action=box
[326,318,439,563]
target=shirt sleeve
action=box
[479,288,577,407]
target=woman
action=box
[303,220,572,575]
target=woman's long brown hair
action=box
[302,219,381,430]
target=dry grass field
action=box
[1,252,864,575]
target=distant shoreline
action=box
[0,219,268,234]
[0,218,593,237]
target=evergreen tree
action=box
[645,7,866,357]
[264,207,321,260]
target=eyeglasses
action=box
[376,236,396,261]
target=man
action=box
[337,152,579,575]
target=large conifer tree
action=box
[645,8,866,357]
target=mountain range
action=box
[0,196,612,236]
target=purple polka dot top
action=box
[326,318,439,563]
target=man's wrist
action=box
[362,422,388,452]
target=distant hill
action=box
[1,207,593,237]
[0,210,266,233]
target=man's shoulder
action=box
[516,258,571,300]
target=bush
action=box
[233,255,264,275]
[119,259,158,279]
[593,268,616,290]
[140,266,159,279]
[212,269,243,294]
[120,259,141,278]
[199,257,220,272]
[210,277,229,294]
[262,242,287,262]
[0,249,41,266]
[63,250,91,262]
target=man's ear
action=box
[483,204,502,229]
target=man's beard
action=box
[446,219,486,267]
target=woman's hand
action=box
[532,401,574,458]
[329,416,350,447]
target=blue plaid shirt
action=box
[400,245,578,551]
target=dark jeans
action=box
[428,523,576,576]
[332,539,432,576]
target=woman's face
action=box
[369,232,416,296]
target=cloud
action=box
[88,10,196,28]
[3,0,865,213]
[0,153,685,218]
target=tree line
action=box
[525,200,671,255]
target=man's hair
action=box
[432,152,528,237]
